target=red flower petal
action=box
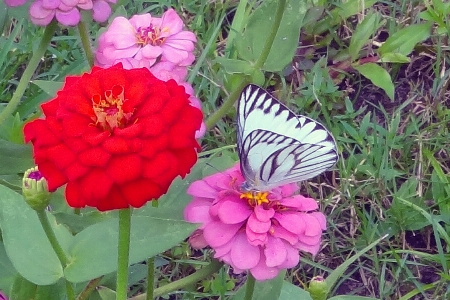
[78,147,111,167]
[107,154,142,184]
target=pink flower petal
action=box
[203,221,241,248]
[272,224,299,245]
[29,0,55,26]
[246,226,267,246]
[92,0,111,22]
[129,13,152,29]
[230,233,260,269]
[42,0,60,10]
[4,0,27,7]
[183,198,213,227]
[217,198,251,224]
[250,250,280,281]
[296,241,321,255]
[278,242,300,268]
[254,204,274,222]
[247,213,271,233]
[274,212,306,234]
[187,179,217,198]
[55,7,80,26]
[264,236,287,267]
[160,8,183,33]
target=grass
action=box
[1,0,450,299]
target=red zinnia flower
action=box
[24,64,202,211]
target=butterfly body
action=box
[237,84,338,192]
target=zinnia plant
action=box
[24,64,203,211]
[184,164,327,281]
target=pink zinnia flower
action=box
[184,164,327,281]
[95,9,196,69]
[6,0,116,26]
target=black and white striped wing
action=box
[237,84,338,190]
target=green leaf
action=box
[378,52,410,63]
[232,271,285,300]
[378,22,432,56]
[215,57,256,75]
[235,0,307,71]
[0,185,73,285]
[97,286,116,300]
[310,0,377,35]
[348,12,383,61]
[0,139,34,175]
[353,63,394,101]
[64,216,197,283]
[280,281,313,300]
[31,80,63,97]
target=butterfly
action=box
[237,84,338,191]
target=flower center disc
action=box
[240,191,269,207]
[136,25,169,46]
[92,85,133,131]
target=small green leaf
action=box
[64,216,197,283]
[215,57,256,75]
[378,22,432,56]
[378,52,410,63]
[235,0,307,71]
[97,286,116,300]
[348,12,383,61]
[353,63,395,101]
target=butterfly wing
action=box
[237,84,338,190]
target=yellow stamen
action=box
[240,191,269,207]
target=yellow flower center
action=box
[136,25,170,46]
[240,191,269,207]
[92,85,133,131]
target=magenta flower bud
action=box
[22,167,51,211]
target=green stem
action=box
[77,21,94,67]
[243,273,256,300]
[146,257,154,300]
[205,80,248,129]
[116,208,132,300]
[76,276,103,300]
[35,209,75,300]
[253,0,286,70]
[128,259,224,300]
[204,0,287,130]
[0,21,57,127]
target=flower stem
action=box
[127,259,224,300]
[146,257,154,300]
[0,20,57,127]
[35,209,75,300]
[243,273,256,300]
[253,0,286,70]
[204,0,287,130]
[116,208,132,300]
[77,21,94,67]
